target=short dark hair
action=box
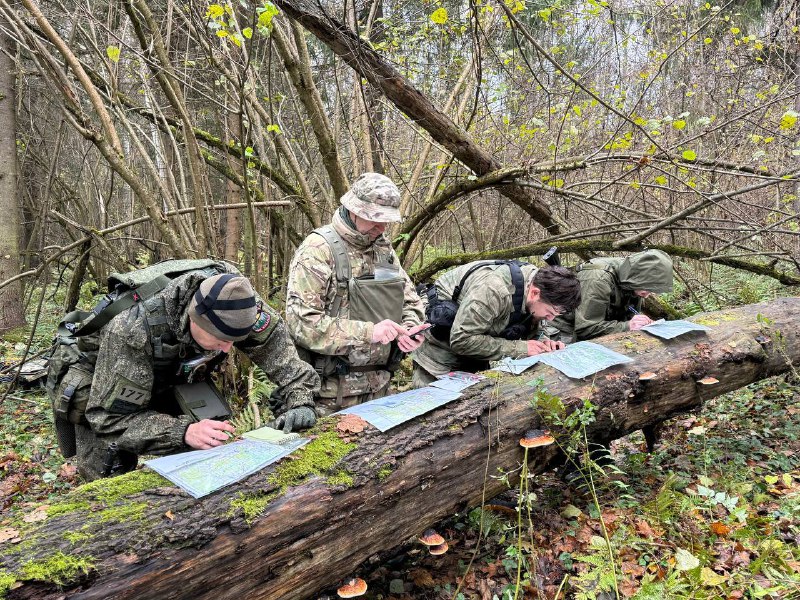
[532,266,581,312]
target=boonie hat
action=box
[188,274,257,342]
[340,172,402,223]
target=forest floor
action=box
[1,371,799,599]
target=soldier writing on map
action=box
[412,262,582,387]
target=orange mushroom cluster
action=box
[419,528,448,556]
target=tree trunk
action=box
[0,18,25,332]
[3,299,799,600]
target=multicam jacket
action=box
[412,262,540,377]
[80,264,318,478]
[551,250,673,341]
[285,210,424,401]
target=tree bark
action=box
[0,16,25,332]
[3,299,799,599]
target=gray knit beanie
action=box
[188,274,257,342]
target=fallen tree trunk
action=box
[3,298,799,599]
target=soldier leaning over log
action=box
[49,265,319,481]
[411,262,582,387]
[285,173,428,425]
[552,249,674,343]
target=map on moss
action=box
[145,438,308,498]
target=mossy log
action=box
[2,298,799,599]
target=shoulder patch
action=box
[105,378,150,414]
[252,307,271,333]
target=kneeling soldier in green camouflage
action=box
[66,265,318,480]
[412,263,582,386]
[286,173,427,416]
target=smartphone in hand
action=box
[409,324,433,340]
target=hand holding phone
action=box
[409,324,433,340]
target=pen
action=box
[627,305,640,315]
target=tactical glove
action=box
[274,406,316,433]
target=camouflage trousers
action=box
[411,362,438,389]
[75,422,137,481]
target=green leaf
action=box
[682,149,697,161]
[242,27,253,39]
[672,119,686,130]
[675,548,700,571]
[654,175,667,185]
[430,8,448,24]
[106,46,121,63]
[258,2,279,29]
[266,124,281,134]
[764,475,779,485]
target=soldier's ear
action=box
[527,285,541,303]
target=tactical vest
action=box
[298,225,405,379]
[47,259,231,459]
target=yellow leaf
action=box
[106,46,121,63]
[672,119,686,130]
[206,3,225,19]
[430,8,448,24]
[730,27,740,34]
[700,567,727,586]
[780,111,798,130]
[682,149,697,161]
[217,30,228,38]
[243,27,253,39]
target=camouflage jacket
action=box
[552,250,673,341]
[84,264,319,457]
[286,210,423,399]
[413,261,540,377]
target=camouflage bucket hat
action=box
[340,172,402,223]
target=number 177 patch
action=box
[106,379,149,414]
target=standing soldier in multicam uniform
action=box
[72,265,319,480]
[285,173,427,420]
[551,249,674,343]
[412,262,582,387]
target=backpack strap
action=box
[312,225,351,318]
[58,274,172,338]
[451,260,527,325]
[507,261,525,326]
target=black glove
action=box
[274,406,316,433]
